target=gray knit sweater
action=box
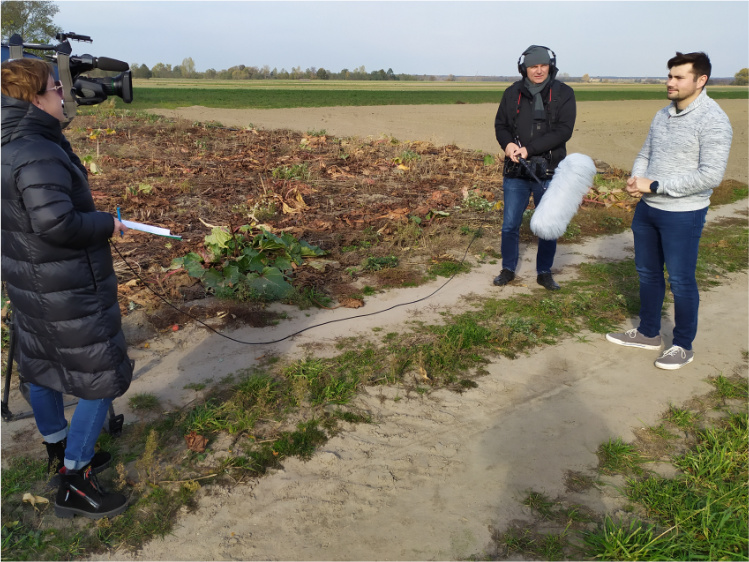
[632,88,733,211]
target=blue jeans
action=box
[632,201,708,350]
[501,176,557,274]
[28,383,112,471]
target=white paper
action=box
[121,220,181,239]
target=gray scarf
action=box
[524,76,551,121]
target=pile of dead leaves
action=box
[66,112,633,320]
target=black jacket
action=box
[494,72,576,174]
[1,94,133,400]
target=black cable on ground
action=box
[111,227,482,346]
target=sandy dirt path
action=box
[102,203,746,561]
[1,100,746,561]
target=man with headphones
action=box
[493,45,576,290]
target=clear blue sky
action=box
[53,0,748,78]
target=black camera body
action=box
[503,155,551,181]
[2,31,132,124]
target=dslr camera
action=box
[1,31,132,124]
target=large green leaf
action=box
[204,227,235,260]
[273,256,293,272]
[253,229,287,251]
[246,267,293,300]
[222,264,242,287]
[170,252,206,278]
[299,239,326,257]
[247,253,268,273]
[203,268,225,291]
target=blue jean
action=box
[28,383,112,471]
[631,201,708,350]
[501,176,556,274]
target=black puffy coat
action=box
[1,94,133,400]
[494,69,576,174]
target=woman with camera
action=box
[1,58,132,519]
[493,45,577,291]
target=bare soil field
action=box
[1,100,746,561]
[154,99,748,184]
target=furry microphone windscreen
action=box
[530,153,597,240]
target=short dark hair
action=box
[668,52,711,82]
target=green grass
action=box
[597,438,646,476]
[696,217,749,287]
[284,358,360,405]
[1,457,48,502]
[128,393,161,411]
[709,374,748,401]
[118,82,748,110]
[665,405,701,430]
[483,376,748,562]
[428,259,471,278]
[522,491,559,520]
[125,88,505,110]
[585,412,748,561]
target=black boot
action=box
[537,272,561,291]
[44,439,112,488]
[44,439,112,475]
[54,465,128,520]
[493,268,515,286]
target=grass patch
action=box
[597,438,647,476]
[585,412,748,561]
[480,379,748,561]
[428,258,471,278]
[696,217,749,287]
[128,393,161,411]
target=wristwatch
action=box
[649,181,659,193]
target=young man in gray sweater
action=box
[606,51,733,370]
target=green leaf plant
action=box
[169,226,325,301]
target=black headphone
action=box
[517,45,557,76]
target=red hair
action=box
[1,58,54,103]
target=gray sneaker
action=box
[606,328,662,350]
[654,345,694,370]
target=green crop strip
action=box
[120,87,748,110]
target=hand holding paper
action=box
[113,217,129,238]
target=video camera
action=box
[1,31,132,124]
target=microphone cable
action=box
[111,227,483,346]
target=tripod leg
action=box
[107,404,124,437]
[2,308,16,421]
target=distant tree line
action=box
[129,58,418,81]
[127,60,748,84]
